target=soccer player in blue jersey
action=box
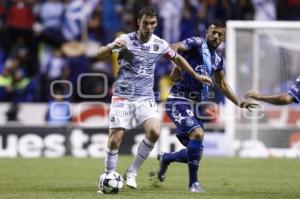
[245,76,300,105]
[156,22,259,192]
[96,7,213,191]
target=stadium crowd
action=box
[0,0,299,105]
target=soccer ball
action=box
[98,171,124,194]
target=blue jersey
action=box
[169,37,224,101]
[288,76,300,103]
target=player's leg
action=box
[125,98,160,189]
[157,99,200,181]
[104,96,132,172]
[187,127,205,192]
[105,128,125,172]
[156,134,188,182]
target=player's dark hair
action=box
[207,21,226,29]
[138,7,157,19]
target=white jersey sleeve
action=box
[161,39,176,60]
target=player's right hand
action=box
[245,89,261,100]
[109,38,127,49]
[195,74,214,87]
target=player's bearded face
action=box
[138,15,157,37]
[206,26,225,48]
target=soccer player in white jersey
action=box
[245,76,300,105]
[96,7,213,190]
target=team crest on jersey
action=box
[186,118,195,127]
[153,44,159,51]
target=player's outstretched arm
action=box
[214,70,259,112]
[245,89,294,105]
[172,54,213,86]
[97,38,126,60]
[169,42,187,81]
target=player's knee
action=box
[108,136,122,148]
[189,129,204,141]
[147,129,160,142]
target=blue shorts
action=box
[165,98,204,146]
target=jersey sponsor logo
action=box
[113,103,124,108]
[112,97,126,103]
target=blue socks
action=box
[163,148,188,164]
[187,140,203,187]
[161,140,203,187]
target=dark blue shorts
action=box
[165,98,204,146]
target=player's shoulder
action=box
[151,34,169,46]
[118,32,134,41]
[182,36,204,48]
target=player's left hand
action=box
[239,100,260,112]
[195,74,214,87]
[245,89,261,100]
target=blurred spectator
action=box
[158,0,184,42]
[0,57,38,102]
[277,0,300,20]
[102,0,122,42]
[41,47,70,101]
[35,0,101,47]
[62,0,101,42]
[34,0,65,46]
[228,0,254,20]
[180,0,199,40]
[251,0,276,20]
[197,0,227,36]
[4,0,38,76]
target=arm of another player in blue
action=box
[214,70,259,111]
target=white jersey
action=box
[113,32,176,99]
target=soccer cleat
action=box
[124,170,137,189]
[156,152,169,182]
[189,182,205,193]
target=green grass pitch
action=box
[0,156,300,199]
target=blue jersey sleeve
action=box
[182,37,203,50]
[287,76,300,103]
